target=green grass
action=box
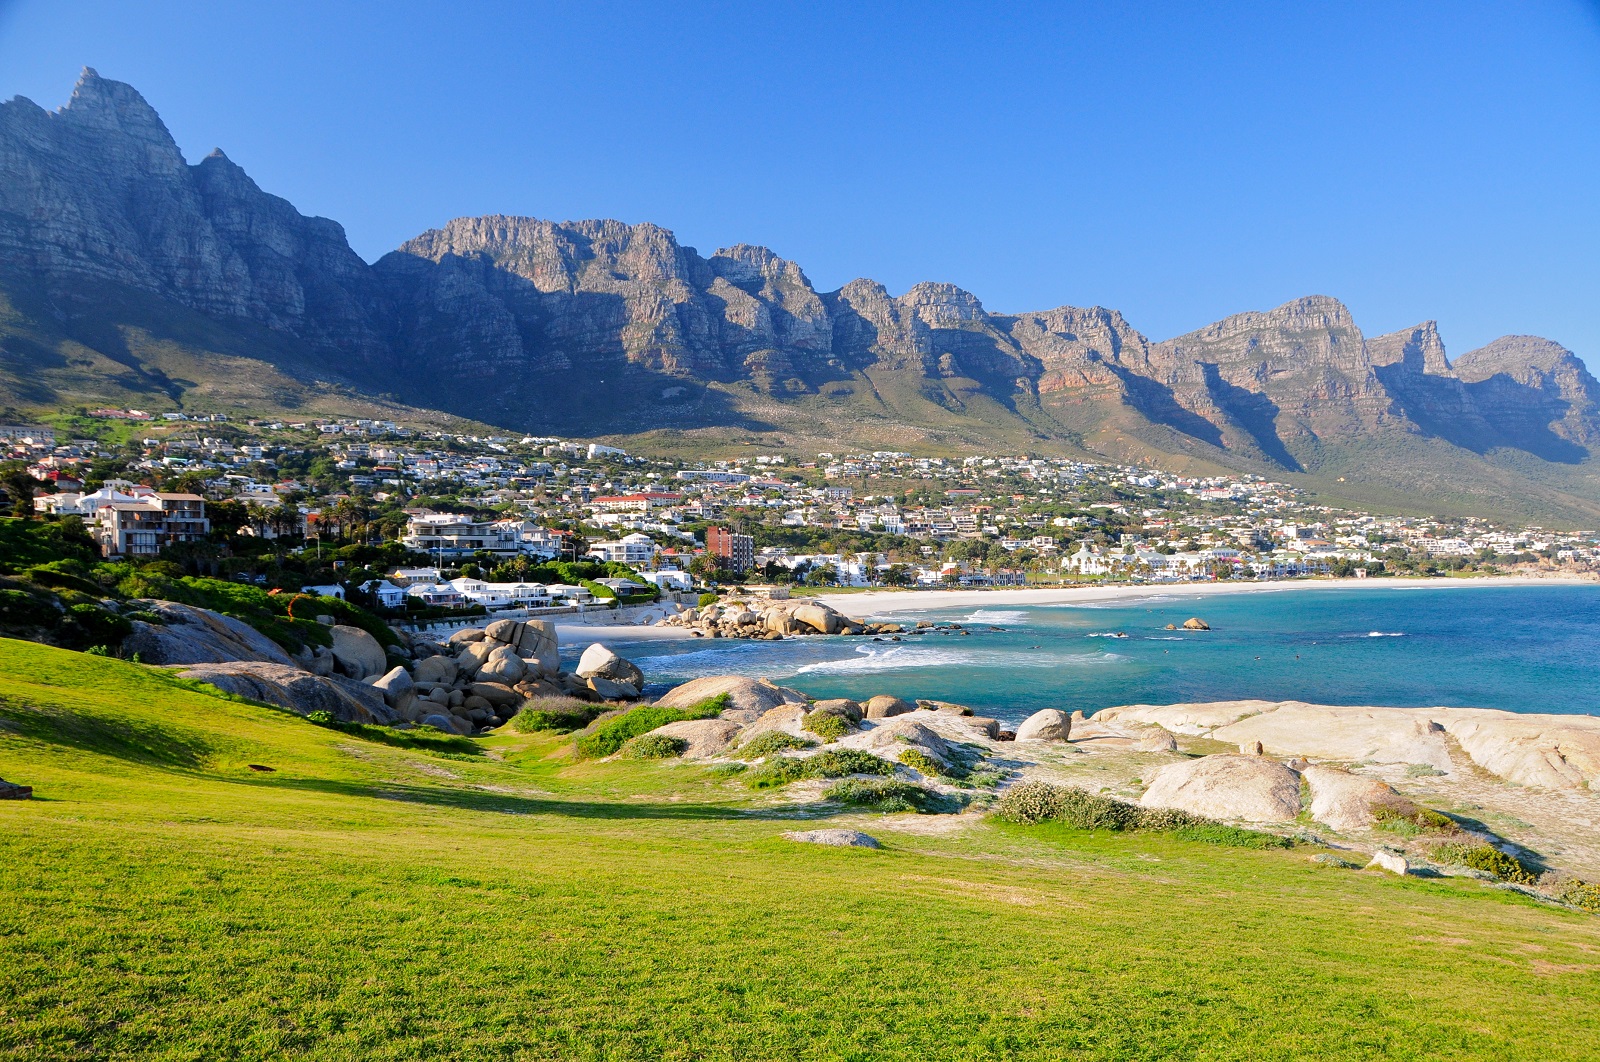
[571,695,729,759]
[2,637,1600,1060]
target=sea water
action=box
[578,584,1600,726]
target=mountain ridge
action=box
[4,69,1600,524]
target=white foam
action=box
[1367,631,1405,637]
[966,609,1029,624]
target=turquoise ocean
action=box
[578,585,1600,726]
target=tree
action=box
[0,462,38,519]
[883,563,914,587]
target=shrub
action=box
[622,733,688,759]
[573,694,728,759]
[745,748,896,789]
[897,748,944,776]
[512,697,609,733]
[0,587,57,629]
[802,711,852,742]
[736,731,816,760]
[703,762,748,779]
[58,603,132,652]
[994,781,1289,847]
[1556,879,1600,913]
[825,778,940,813]
[1374,805,1456,834]
[1432,841,1536,885]
[698,592,718,607]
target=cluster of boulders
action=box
[656,597,909,640]
[374,618,650,734]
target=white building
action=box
[587,532,658,568]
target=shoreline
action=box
[816,574,1595,618]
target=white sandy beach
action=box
[818,574,1596,619]
[555,623,693,646]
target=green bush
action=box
[802,711,852,742]
[58,604,132,651]
[1556,879,1600,913]
[824,778,941,813]
[0,587,58,629]
[1373,805,1456,834]
[622,733,688,759]
[745,747,896,789]
[512,697,610,734]
[994,781,1289,847]
[698,592,718,607]
[736,731,816,760]
[573,694,728,759]
[1432,842,1536,885]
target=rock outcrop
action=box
[329,625,387,680]
[176,661,394,724]
[1301,765,1420,832]
[653,675,809,724]
[783,829,881,849]
[1014,709,1072,742]
[121,601,294,666]
[1098,699,1600,790]
[1139,754,1303,823]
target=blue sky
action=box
[1,1,1598,362]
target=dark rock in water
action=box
[0,777,33,799]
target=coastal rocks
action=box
[369,666,417,717]
[1437,711,1600,790]
[1181,617,1210,630]
[647,718,743,759]
[809,698,863,724]
[413,654,458,685]
[654,675,808,724]
[1015,709,1072,742]
[575,643,645,690]
[1140,754,1303,823]
[329,625,387,680]
[121,601,295,666]
[659,597,875,641]
[1302,765,1420,832]
[738,703,811,744]
[1211,704,1455,774]
[855,716,957,768]
[864,695,915,719]
[1366,850,1411,876]
[792,603,843,635]
[0,777,32,799]
[475,645,527,686]
[177,661,394,724]
[1095,701,1278,735]
[783,829,881,849]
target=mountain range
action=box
[3,68,1600,524]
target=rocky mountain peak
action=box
[1454,336,1587,383]
[1368,321,1450,376]
[898,282,987,327]
[58,67,185,175]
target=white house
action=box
[359,580,407,608]
[640,569,692,592]
[301,584,345,600]
[587,532,658,567]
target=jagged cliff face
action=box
[4,69,1600,491]
[0,69,391,367]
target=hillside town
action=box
[1,414,1596,613]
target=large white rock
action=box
[1434,709,1600,790]
[655,675,807,724]
[413,654,458,685]
[575,643,644,688]
[515,620,559,678]
[1094,700,1279,735]
[863,695,915,720]
[1212,704,1454,773]
[475,645,526,686]
[791,602,842,635]
[1302,765,1419,832]
[1015,708,1072,742]
[329,625,387,680]
[648,718,743,759]
[1140,754,1303,823]
[783,829,881,848]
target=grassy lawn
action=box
[2,638,1598,1060]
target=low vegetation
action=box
[510,696,612,734]
[996,781,1291,849]
[746,748,897,789]
[622,733,689,759]
[572,694,729,759]
[801,710,852,742]
[1433,841,1538,885]
[733,731,816,759]
[823,777,947,813]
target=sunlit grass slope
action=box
[1,638,1597,1060]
